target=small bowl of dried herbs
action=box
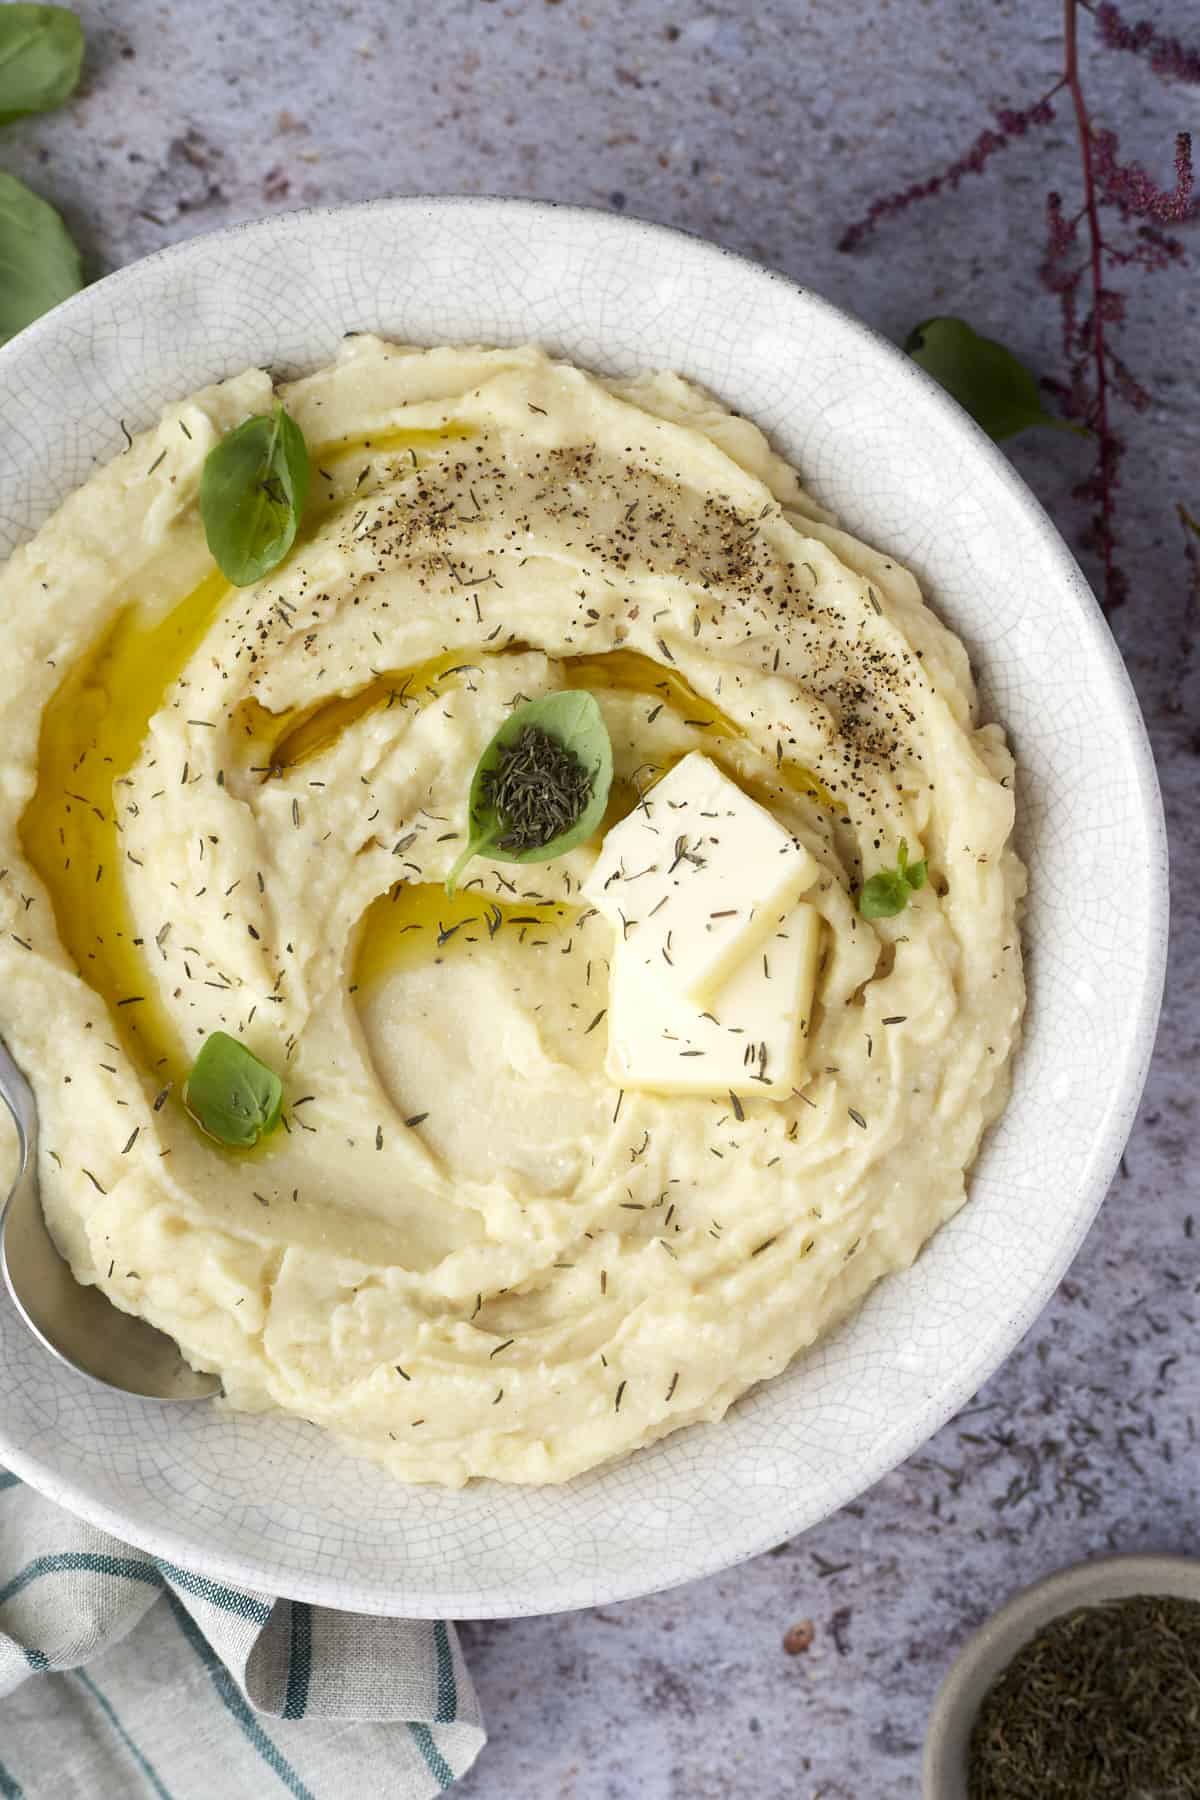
[923,1553,1200,1798]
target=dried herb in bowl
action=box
[445,690,612,894]
[967,1593,1200,1799]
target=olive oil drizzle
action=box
[252,642,834,809]
[237,650,479,777]
[314,422,475,466]
[20,423,833,1109]
[354,885,574,986]
[20,567,229,1084]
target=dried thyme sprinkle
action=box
[848,1108,867,1130]
[967,1594,1200,1800]
[394,1365,411,1381]
[666,1371,679,1401]
[614,1380,627,1412]
[489,1338,514,1359]
[482,725,594,854]
[729,1091,745,1122]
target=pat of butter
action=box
[605,902,821,1097]
[583,752,817,1003]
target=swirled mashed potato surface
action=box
[0,340,1024,1485]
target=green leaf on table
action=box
[183,1031,283,1148]
[0,5,84,126]
[904,316,1082,443]
[199,404,310,586]
[859,838,927,921]
[446,691,614,896]
[0,169,81,345]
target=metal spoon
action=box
[0,1035,220,1401]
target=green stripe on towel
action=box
[74,1670,176,1800]
[165,1593,316,1800]
[0,1553,162,1610]
[158,1562,272,1626]
[407,1723,456,1791]
[433,1619,457,1724]
[282,1602,312,1719]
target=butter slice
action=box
[605,902,821,1097]
[583,752,816,1003]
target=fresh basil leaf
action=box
[199,404,310,587]
[859,838,929,919]
[446,690,614,895]
[905,316,1082,443]
[183,1031,283,1148]
[0,5,84,126]
[858,869,910,920]
[0,169,81,345]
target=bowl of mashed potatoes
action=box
[0,199,1165,1616]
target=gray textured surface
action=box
[0,2,1195,1796]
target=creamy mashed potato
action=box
[0,340,1024,1485]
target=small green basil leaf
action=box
[906,859,927,892]
[199,404,310,587]
[184,1031,283,1148]
[446,690,614,896]
[0,169,82,345]
[905,317,1084,443]
[0,5,85,126]
[858,870,911,920]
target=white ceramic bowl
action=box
[0,198,1167,1617]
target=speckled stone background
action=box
[1,2,1196,1795]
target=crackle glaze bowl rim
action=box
[0,197,1167,1618]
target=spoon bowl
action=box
[0,1035,220,1402]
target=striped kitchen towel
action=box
[0,1469,485,1798]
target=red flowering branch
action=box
[1095,3,1200,84]
[838,0,1200,614]
[835,94,1062,256]
[1064,0,1121,606]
